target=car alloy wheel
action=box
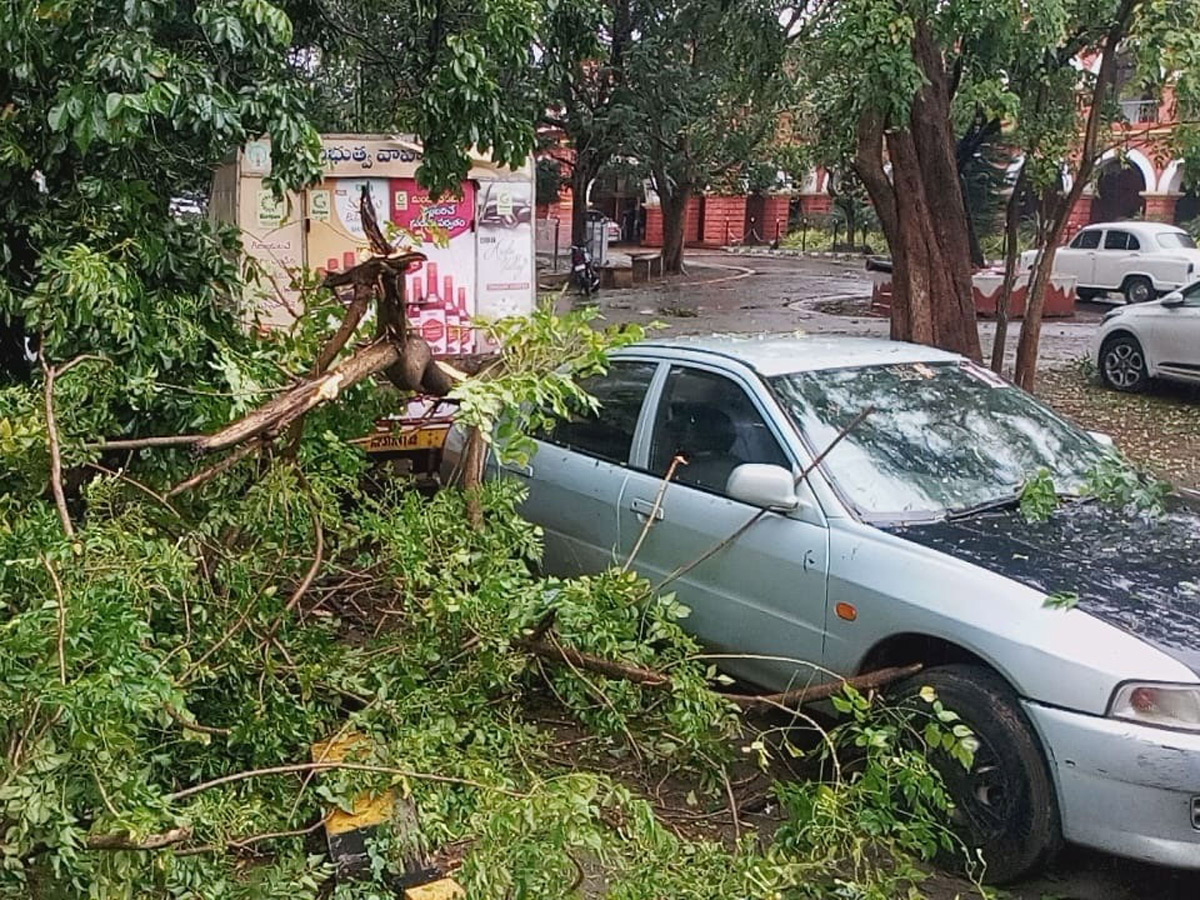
[1101,336,1147,392]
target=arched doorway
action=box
[1161,163,1200,228]
[1090,159,1146,222]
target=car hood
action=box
[883,499,1200,677]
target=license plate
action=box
[364,426,448,453]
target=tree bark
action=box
[659,184,691,274]
[991,166,1027,374]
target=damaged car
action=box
[444,334,1200,881]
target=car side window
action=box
[547,361,657,464]
[1072,230,1101,249]
[648,366,790,495]
[1183,282,1200,306]
[1104,230,1131,250]
[1127,233,1141,250]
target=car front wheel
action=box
[893,664,1061,884]
[1100,334,1148,392]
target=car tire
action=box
[1122,276,1154,304]
[1075,288,1098,302]
[892,664,1061,884]
[1099,333,1148,392]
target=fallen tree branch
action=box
[165,761,525,803]
[517,637,672,688]
[174,819,325,857]
[522,633,922,711]
[87,826,192,851]
[722,663,923,709]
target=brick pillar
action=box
[762,194,792,241]
[1063,194,1094,239]
[700,194,748,246]
[643,206,663,247]
[1142,193,1179,223]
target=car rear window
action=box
[1156,232,1198,250]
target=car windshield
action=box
[1156,232,1197,249]
[770,362,1110,522]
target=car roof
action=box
[1079,221,1186,234]
[629,333,964,378]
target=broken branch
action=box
[723,663,923,709]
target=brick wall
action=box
[760,195,792,242]
[700,194,747,246]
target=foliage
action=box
[1083,454,1172,517]
[773,684,979,898]
[620,0,796,268]
[296,0,542,190]
[1019,468,1060,523]
[1043,591,1081,611]
[450,300,644,466]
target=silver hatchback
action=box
[445,334,1200,881]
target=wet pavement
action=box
[577,250,1109,370]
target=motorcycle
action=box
[569,243,600,297]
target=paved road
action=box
[566,250,1196,900]
[582,250,1108,370]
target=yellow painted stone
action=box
[404,878,465,900]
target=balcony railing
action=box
[1119,99,1159,124]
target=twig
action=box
[165,761,524,803]
[174,819,325,857]
[166,439,264,498]
[720,764,741,844]
[41,357,74,538]
[623,454,686,573]
[164,706,232,737]
[87,826,192,851]
[84,462,181,518]
[40,556,67,685]
[655,406,873,592]
[86,434,207,451]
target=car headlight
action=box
[1109,682,1200,733]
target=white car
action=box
[1093,279,1200,391]
[1024,221,1200,304]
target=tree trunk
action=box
[852,24,982,362]
[1013,5,1130,391]
[990,166,1027,374]
[660,185,691,274]
[569,154,599,247]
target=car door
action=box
[517,360,660,576]
[1059,228,1100,286]
[1095,228,1135,288]
[1150,281,1200,382]
[615,362,831,691]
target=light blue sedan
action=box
[445,333,1200,881]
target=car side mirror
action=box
[726,464,801,511]
[1161,291,1185,308]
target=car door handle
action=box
[629,498,663,520]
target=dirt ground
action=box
[551,249,1200,899]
